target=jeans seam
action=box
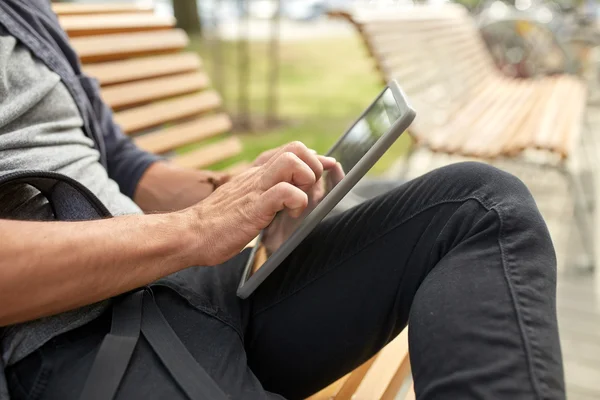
[253,195,491,317]
[493,206,544,399]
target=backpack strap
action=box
[0,171,112,219]
[141,293,230,399]
[81,290,229,400]
[79,290,144,400]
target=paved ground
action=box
[391,104,600,399]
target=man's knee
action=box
[429,162,535,210]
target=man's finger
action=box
[264,141,324,183]
[260,152,316,191]
[259,182,308,219]
[326,162,345,190]
[252,148,279,166]
[318,155,338,170]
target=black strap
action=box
[79,290,144,400]
[79,290,229,400]
[141,294,229,400]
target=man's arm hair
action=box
[0,213,196,326]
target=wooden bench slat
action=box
[533,77,586,156]
[486,82,546,158]
[352,329,410,399]
[70,29,189,63]
[172,136,243,169]
[443,81,524,154]
[533,78,570,151]
[333,355,379,400]
[424,78,500,150]
[305,374,350,400]
[102,71,210,110]
[52,3,154,16]
[465,81,535,156]
[504,79,559,154]
[59,13,175,37]
[403,383,416,400]
[134,114,232,154]
[84,53,202,86]
[558,80,586,157]
[115,91,223,134]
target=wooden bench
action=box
[52,3,414,399]
[53,3,242,171]
[330,5,586,161]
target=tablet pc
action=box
[237,80,415,299]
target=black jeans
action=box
[7,162,564,399]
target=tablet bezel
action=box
[237,80,416,299]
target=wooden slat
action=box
[381,350,412,400]
[559,81,586,158]
[505,79,559,154]
[424,79,498,150]
[470,83,534,156]
[70,29,188,63]
[59,14,175,37]
[352,330,411,399]
[172,137,243,169]
[334,355,379,400]
[84,53,202,86]
[52,3,154,16]
[404,383,416,400]
[533,78,569,150]
[102,71,210,110]
[134,114,232,154]
[114,91,222,134]
[305,375,350,400]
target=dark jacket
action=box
[0,0,161,198]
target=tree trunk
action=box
[172,0,202,35]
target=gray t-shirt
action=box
[0,34,143,369]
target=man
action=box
[0,1,564,399]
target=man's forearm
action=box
[134,162,229,212]
[0,212,198,326]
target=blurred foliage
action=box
[185,35,412,175]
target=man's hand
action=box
[0,142,338,325]
[185,141,336,266]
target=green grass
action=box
[187,35,411,175]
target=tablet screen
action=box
[252,87,403,273]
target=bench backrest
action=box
[53,3,241,170]
[331,5,499,134]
